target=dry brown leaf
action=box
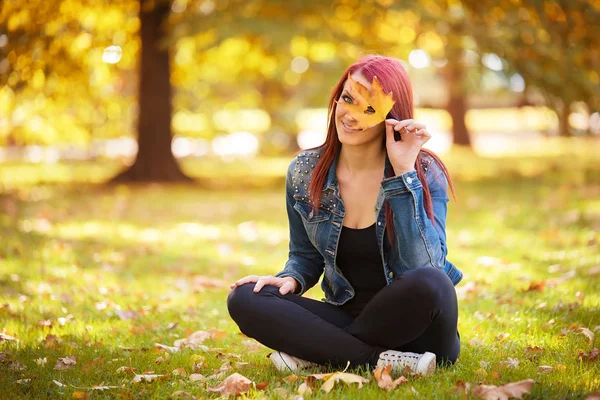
[579,328,595,346]
[189,373,205,382]
[256,382,269,390]
[538,365,553,373]
[578,348,600,362]
[132,374,166,383]
[585,390,600,400]
[116,366,136,374]
[9,360,26,370]
[154,343,180,353]
[72,392,88,399]
[55,356,76,370]
[172,367,187,377]
[373,365,408,391]
[0,333,17,342]
[471,379,535,400]
[499,358,520,369]
[338,74,395,130]
[208,373,252,397]
[116,309,140,321]
[524,281,545,292]
[524,345,545,361]
[174,329,226,350]
[42,334,62,349]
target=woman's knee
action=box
[397,267,454,302]
[227,283,256,319]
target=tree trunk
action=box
[444,59,472,148]
[558,101,571,137]
[112,0,191,183]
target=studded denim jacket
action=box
[275,146,463,305]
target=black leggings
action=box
[227,266,460,369]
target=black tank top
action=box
[336,223,387,317]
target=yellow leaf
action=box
[72,392,87,399]
[339,74,395,130]
[311,371,369,393]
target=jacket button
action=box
[388,271,394,278]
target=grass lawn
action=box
[1,151,599,399]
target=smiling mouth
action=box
[341,121,363,132]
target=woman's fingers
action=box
[278,280,295,295]
[253,275,274,293]
[229,275,260,289]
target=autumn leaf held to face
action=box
[338,73,395,130]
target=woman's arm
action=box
[274,158,325,294]
[381,160,450,270]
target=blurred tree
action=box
[463,0,600,136]
[113,0,190,181]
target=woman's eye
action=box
[342,95,353,104]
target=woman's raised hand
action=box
[384,118,432,175]
[230,275,298,295]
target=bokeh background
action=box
[0,0,598,185]
[1,2,600,399]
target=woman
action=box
[227,55,462,376]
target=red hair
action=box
[308,55,455,243]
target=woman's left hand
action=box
[385,118,432,176]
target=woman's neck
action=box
[338,141,386,178]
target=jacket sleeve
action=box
[274,159,325,294]
[380,159,450,271]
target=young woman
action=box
[227,55,462,376]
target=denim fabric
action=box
[275,146,463,305]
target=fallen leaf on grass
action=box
[469,338,485,347]
[524,346,545,361]
[208,373,252,397]
[116,366,136,374]
[523,281,545,292]
[154,343,180,353]
[116,309,140,321]
[172,367,187,377]
[538,365,553,373]
[72,392,87,399]
[35,357,47,365]
[16,379,31,385]
[585,390,600,400]
[499,358,520,369]
[373,365,408,391]
[0,333,17,342]
[189,373,205,382]
[579,328,595,346]
[174,329,227,350]
[42,334,62,349]
[578,348,599,362]
[308,371,369,393]
[55,356,77,370]
[9,361,26,370]
[132,374,166,383]
[471,379,535,400]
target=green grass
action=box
[1,151,599,399]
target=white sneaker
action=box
[269,351,317,372]
[376,350,436,376]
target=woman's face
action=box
[334,71,386,147]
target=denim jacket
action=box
[275,146,463,305]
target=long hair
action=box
[308,55,455,244]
